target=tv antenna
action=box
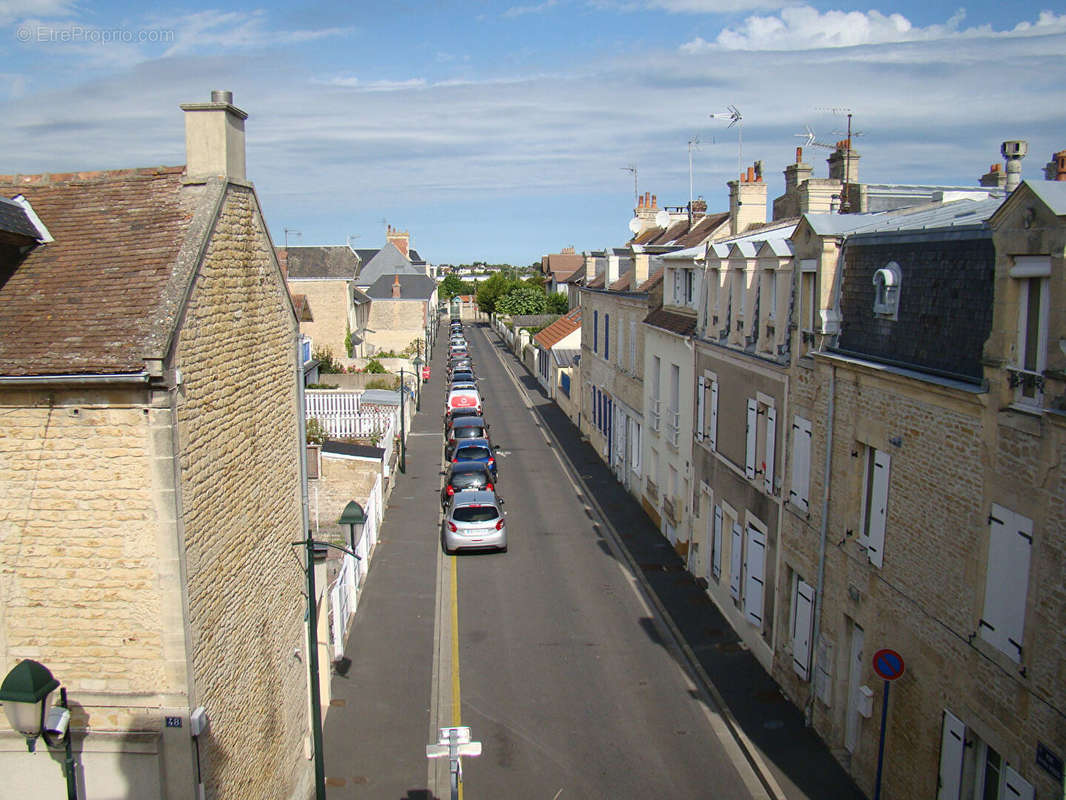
[710,105,743,180]
[620,165,638,208]
[794,124,836,151]
[284,228,302,247]
[346,234,360,253]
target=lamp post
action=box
[338,501,366,555]
[398,368,407,474]
[0,659,78,799]
[412,355,424,412]
[290,534,361,800]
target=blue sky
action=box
[1,0,1064,264]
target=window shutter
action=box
[593,310,598,353]
[789,417,812,513]
[617,318,623,365]
[695,377,706,441]
[764,406,776,495]
[709,379,719,451]
[866,449,890,567]
[712,505,723,581]
[979,505,1032,663]
[629,320,636,373]
[745,399,758,480]
[792,579,815,680]
[729,521,743,600]
[743,526,766,627]
[1003,766,1035,800]
[936,710,965,800]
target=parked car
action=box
[445,416,491,460]
[444,406,481,429]
[442,489,506,553]
[440,461,496,508]
[446,387,482,415]
[449,370,476,385]
[450,437,497,479]
[447,361,473,377]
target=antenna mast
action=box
[620,165,638,208]
[688,137,701,209]
[710,105,743,178]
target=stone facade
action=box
[286,279,355,365]
[365,299,426,355]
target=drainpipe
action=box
[806,362,835,726]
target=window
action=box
[788,416,812,513]
[979,505,1032,663]
[1009,259,1049,407]
[872,261,901,318]
[710,505,723,581]
[858,446,890,568]
[696,373,719,450]
[650,355,661,430]
[629,320,637,373]
[604,312,610,360]
[728,516,742,601]
[745,397,776,495]
[593,309,599,353]
[560,372,571,397]
[673,268,683,305]
[616,317,624,366]
[743,523,767,628]
[685,269,695,305]
[938,710,1035,800]
[799,260,817,355]
[667,364,680,445]
[629,419,641,475]
[791,575,815,680]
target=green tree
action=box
[476,272,517,315]
[497,283,548,315]
[313,346,344,373]
[439,274,465,300]
[364,358,387,373]
[546,292,569,314]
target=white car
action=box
[443,489,506,553]
[446,387,482,415]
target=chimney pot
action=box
[1055,150,1066,181]
[392,275,402,298]
[746,166,754,183]
[211,90,233,104]
[796,147,803,163]
[651,194,657,209]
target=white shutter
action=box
[979,505,1032,663]
[617,318,623,365]
[789,417,812,513]
[712,505,723,581]
[792,580,815,680]
[695,377,706,441]
[1003,766,1035,800]
[936,710,965,800]
[764,406,776,495]
[729,521,743,600]
[745,398,758,480]
[629,320,636,373]
[709,379,719,451]
[743,526,767,627]
[866,449,890,568]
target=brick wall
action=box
[175,185,310,800]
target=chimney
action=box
[979,162,1007,189]
[1001,140,1028,192]
[1043,150,1066,181]
[728,163,767,235]
[386,225,410,258]
[180,90,247,183]
[392,275,402,298]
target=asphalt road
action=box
[448,321,761,799]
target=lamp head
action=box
[0,660,59,751]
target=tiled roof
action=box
[533,308,581,349]
[635,212,729,247]
[0,166,195,376]
[284,245,359,279]
[586,273,606,289]
[292,294,314,321]
[543,252,584,277]
[644,307,696,336]
[610,270,634,291]
[364,273,436,299]
[635,266,664,293]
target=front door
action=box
[845,619,864,753]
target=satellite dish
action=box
[655,209,670,228]
[628,217,641,234]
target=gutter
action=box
[0,372,150,385]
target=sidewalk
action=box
[485,323,866,800]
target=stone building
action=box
[0,92,313,799]
[362,273,437,355]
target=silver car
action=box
[442,489,506,554]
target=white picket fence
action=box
[328,474,383,659]
[306,390,397,441]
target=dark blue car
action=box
[451,438,497,479]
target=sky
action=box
[1,0,1064,265]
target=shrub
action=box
[313,346,344,374]
[306,417,327,444]
[364,359,387,374]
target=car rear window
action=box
[455,446,491,460]
[452,472,488,490]
[452,505,500,523]
[453,426,485,439]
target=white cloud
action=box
[155,10,350,57]
[322,76,429,92]
[642,0,789,12]
[0,0,77,25]
[682,6,1066,51]
[504,0,559,18]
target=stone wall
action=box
[365,299,425,355]
[174,184,310,800]
[289,278,350,365]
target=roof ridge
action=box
[0,166,186,187]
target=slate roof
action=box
[533,308,581,349]
[0,166,197,376]
[0,195,44,242]
[364,273,436,300]
[357,242,424,286]
[511,314,558,329]
[1025,179,1066,215]
[644,307,696,336]
[322,440,385,460]
[284,245,360,279]
[551,348,581,368]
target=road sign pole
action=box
[873,679,889,800]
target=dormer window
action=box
[872,262,901,318]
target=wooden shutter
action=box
[743,526,766,627]
[745,399,758,480]
[866,449,890,568]
[789,417,812,513]
[695,376,706,441]
[1003,766,1035,800]
[764,406,776,495]
[979,505,1032,663]
[711,506,724,581]
[936,710,965,800]
[792,579,815,680]
[709,379,719,451]
[729,521,743,600]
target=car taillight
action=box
[446,486,455,496]
[495,518,504,530]
[488,458,495,467]
[485,482,493,491]
[448,521,457,532]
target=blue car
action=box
[450,438,497,480]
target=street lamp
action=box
[398,368,407,474]
[338,501,366,555]
[412,355,424,412]
[0,659,78,799]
